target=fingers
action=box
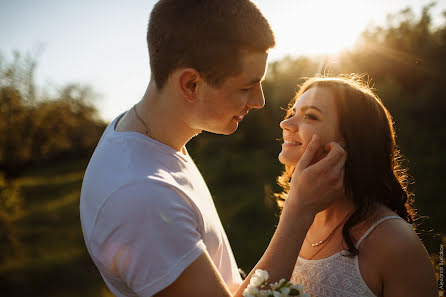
[310,142,346,173]
[337,168,345,190]
[327,142,347,176]
[296,134,320,171]
[287,140,347,217]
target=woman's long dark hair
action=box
[276,75,416,256]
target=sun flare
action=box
[266,0,368,56]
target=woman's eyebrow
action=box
[292,105,323,113]
[299,105,323,113]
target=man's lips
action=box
[234,115,244,122]
[234,112,249,122]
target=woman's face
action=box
[278,86,345,166]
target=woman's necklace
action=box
[305,210,351,247]
[132,105,157,141]
[303,210,353,260]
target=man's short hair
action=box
[147,0,275,89]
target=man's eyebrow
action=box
[246,77,264,85]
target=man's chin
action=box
[216,130,237,136]
[206,124,238,135]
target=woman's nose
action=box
[280,117,297,131]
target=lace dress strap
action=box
[355,215,406,249]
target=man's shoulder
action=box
[83,129,189,192]
[100,181,195,217]
[80,139,201,243]
[81,180,202,243]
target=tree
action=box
[0,51,106,180]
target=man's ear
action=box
[178,68,201,102]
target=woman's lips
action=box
[282,139,302,147]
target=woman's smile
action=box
[282,139,302,146]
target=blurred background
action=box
[0,0,445,296]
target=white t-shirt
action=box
[80,112,242,296]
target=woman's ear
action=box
[178,68,201,102]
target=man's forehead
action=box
[242,51,268,69]
[240,52,268,80]
[221,51,268,86]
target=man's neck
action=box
[119,81,201,152]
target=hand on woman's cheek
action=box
[311,140,345,165]
[310,144,326,165]
[307,133,332,165]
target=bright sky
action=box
[1,0,445,121]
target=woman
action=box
[276,75,437,296]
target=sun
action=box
[264,0,368,57]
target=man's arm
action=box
[154,251,233,297]
[155,209,315,297]
[154,135,347,297]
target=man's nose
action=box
[247,84,265,109]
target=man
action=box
[80,1,346,296]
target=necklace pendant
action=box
[306,209,352,249]
[312,240,324,247]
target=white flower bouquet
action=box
[243,269,309,297]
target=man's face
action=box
[192,51,269,135]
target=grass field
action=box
[0,159,113,297]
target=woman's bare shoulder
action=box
[357,205,437,296]
[358,204,418,249]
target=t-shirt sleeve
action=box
[89,181,206,296]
